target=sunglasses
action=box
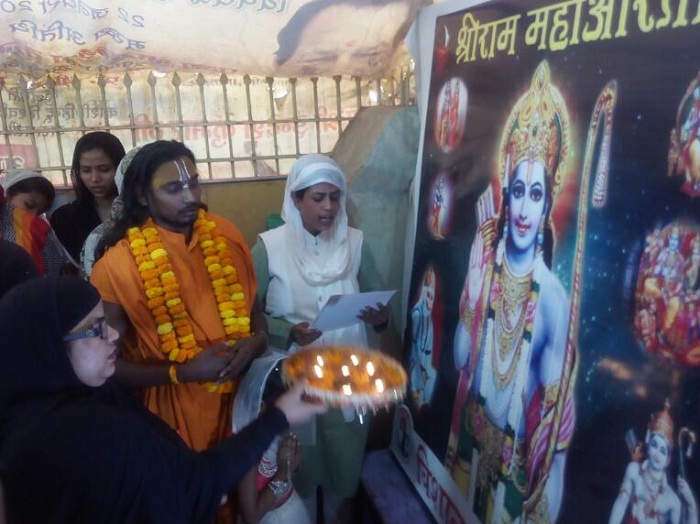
[63,319,109,342]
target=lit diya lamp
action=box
[282,345,407,418]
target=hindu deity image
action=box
[434,77,468,154]
[669,74,700,198]
[444,61,616,522]
[427,172,453,240]
[634,223,700,366]
[609,400,698,524]
[409,264,442,408]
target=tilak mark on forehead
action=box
[173,158,196,188]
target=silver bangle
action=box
[268,479,289,499]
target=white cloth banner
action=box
[0,0,428,77]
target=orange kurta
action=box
[91,212,257,451]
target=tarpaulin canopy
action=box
[0,0,430,79]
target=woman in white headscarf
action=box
[251,153,388,522]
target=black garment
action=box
[0,239,38,298]
[50,200,101,262]
[0,277,288,524]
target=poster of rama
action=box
[394,0,700,522]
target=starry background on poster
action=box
[402,1,700,521]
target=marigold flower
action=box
[176,326,193,337]
[138,261,156,272]
[161,331,177,342]
[181,340,197,350]
[146,287,164,298]
[218,301,235,311]
[212,278,227,288]
[130,238,146,248]
[142,269,160,281]
[155,314,171,325]
[162,340,178,352]
[150,306,166,318]
[148,297,165,309]
[142,227,158,237]
[201,240,214,248]
[177,332,194,343]
[175,350,187,363]
[164,291,179,301]
[157,322,174,335]
[207,263,222,273]
[170,304,186,315]
[220,310,235,319]
[168,348,180,362]
[166,297,182,308]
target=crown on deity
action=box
[498,61,571,199]
[647,399,674,449]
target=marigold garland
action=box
[127,209,251,393]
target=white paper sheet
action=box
[312,290,396,331]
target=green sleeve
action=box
[251,238,294,350]
[358,239,383,292]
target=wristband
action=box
[168,364,180,385]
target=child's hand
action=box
[276,432,301,476]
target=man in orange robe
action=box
[91,141,267,520]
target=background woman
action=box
[51,131,125,262]
[0,276,324,524]
[0,171,65,276]
[1,169,56,216]
[252,153,388,523]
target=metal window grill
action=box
[0,69,415,187]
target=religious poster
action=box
[395,0,700,522]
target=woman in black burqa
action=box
[0,276,324,524]
[0,239,38,298]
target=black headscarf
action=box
[0,239,38,299]
[0,276,99,400]
[0,277,288,524]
